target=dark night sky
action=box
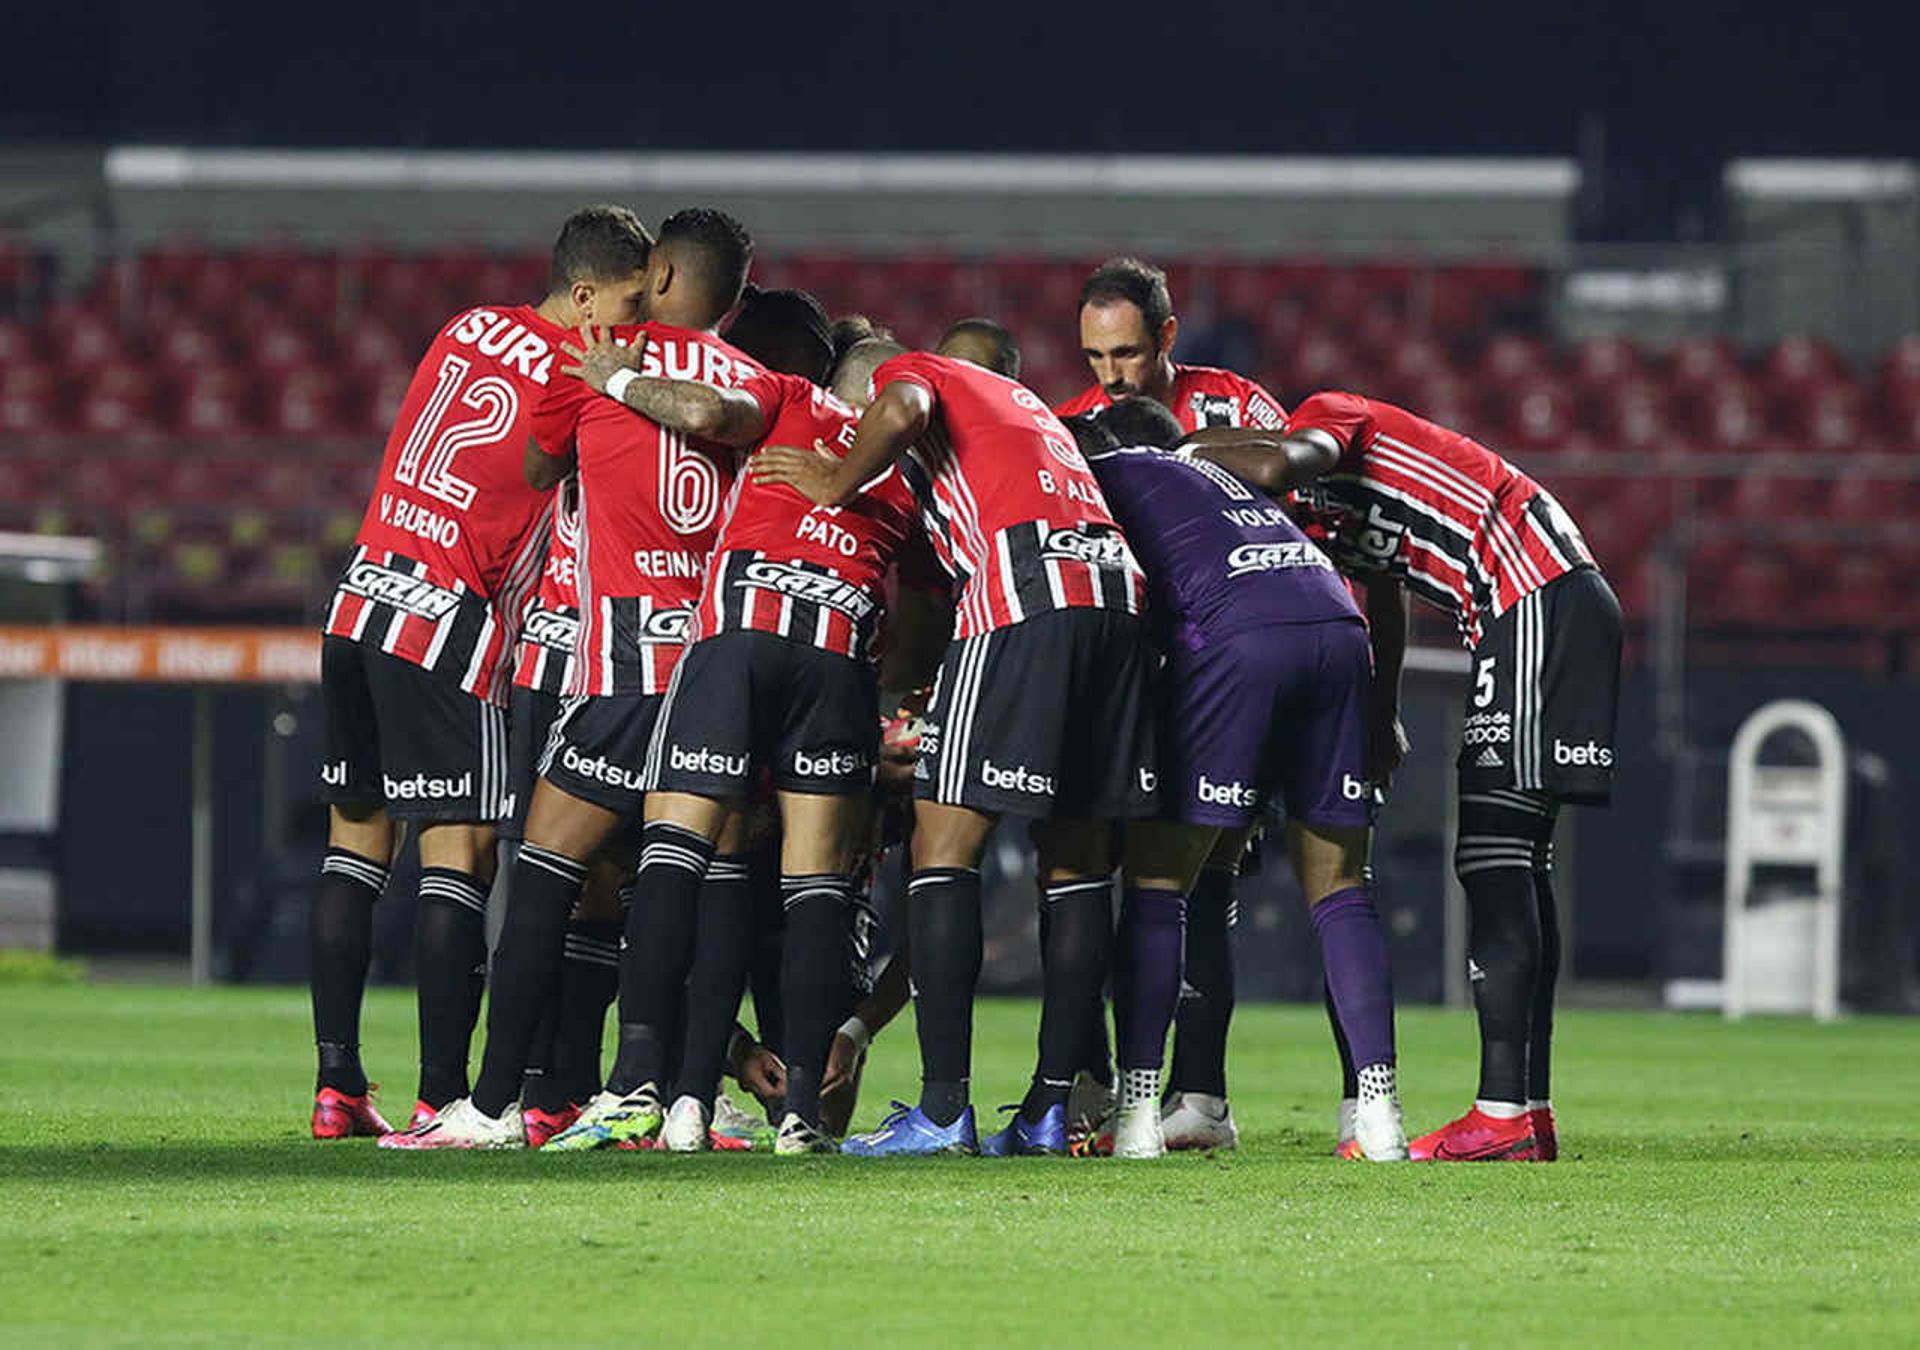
[6,1,1914,236]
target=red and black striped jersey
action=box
[324,304,589,703]
[694,373,919,659]
[559,324,781,696]
[876,352,1146,639]
[512,476,580,697]
[1285,391,1598,648]
[1055,362,1287,432]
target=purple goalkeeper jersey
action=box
[1084,443,1360,646]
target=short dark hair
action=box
[937,317,1021,378]
[724,284,834,383]
[1063,412,1116,459]
[656,207,754,312]
[1080,257,1173,336]
[1096,395,1184,450]
[547,205,653,292]
[830,314,895,366]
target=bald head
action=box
[937,317,1020,379]
[830,338,907,410]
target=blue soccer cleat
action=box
[980,1103,1069,1157]
[841,1101,979,1157]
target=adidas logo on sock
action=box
[1475,746,1504,768]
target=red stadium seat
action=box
[153,318,229,370]
[47,305,127,369]
[1422,272,1487,337]
[1666,337,1740,391]
[1585,379,1672,452]
[1476,333,1549,384]
[174,367,256,436]
[264,369,346,436]
[1493,375,1577,451]
[1878,335,1920,390]
[0,362,63,433]
[1759,334,1846,393]
[1827,472,1911,522]
[74,364,162,435]
[1569,336,1645,390]
[249,318,323,373]
[338,321,412,373]
[0,318,40,364]
[1674,378,1765,451]
[1877,382,1920,451]
[1287,334,1357,392]
[1777,383,1867,452]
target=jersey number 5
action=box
[395,353,520,511]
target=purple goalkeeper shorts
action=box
[1158,617,1374,830]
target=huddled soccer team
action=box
[309,205,1621,1162]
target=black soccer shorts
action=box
[537,691,665,819]
[320,635,510,823]
[914,607,1159,819]
[644,630,879,799]
[1456,566,1622,805]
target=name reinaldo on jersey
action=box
[341,559,462,621]
[736,560,877,619]
[1224,541,1335,579]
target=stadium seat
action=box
[1476,333,1549,384]
[1569,335,1645,391]
[153,318,229,370]
[0,318,40,364]
[1493,375,1577,451]
[1584,379,1671,453]
[1666,336,1740,391]
[47,304,127,369]
[1759,334,1847,393]
[174,367,256,437]
[1776,383,1867,452]
[1878,334,1920,390]
[264,370,346,436]
[1677,378,1766,452]
[0,362,63,433]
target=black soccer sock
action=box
[311,848,390,1095]
[470,844,585,1117]
[552,915,622,1105]
[1457,788,1556,1105]
[1169,863,1237,1098]
[1325,981,1360,1098]
[781,873,856,1129]
[1530,830,1562,1104]
[606,822,715,1096]
[413,868,489,1108]
[908,866,983,1126]
[673,855,755,1107]
[520,995,568,1114]
[1024,878,1113,1124]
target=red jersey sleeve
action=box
[1285,391,1372,460]
[873,352,940,402]
[740,366,796,430]
[1228,373,1288,430]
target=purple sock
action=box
[1310,886,1396,1071]
[1115,886,1186,1070]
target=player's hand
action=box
[559,324,643,395]
[1368,712,1409,790]
[821,1031,866,1097]
[750,444,841,505]
[735,1043,788,1111]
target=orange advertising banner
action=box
[0,627,321,683]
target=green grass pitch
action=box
[2,984,1916,1345]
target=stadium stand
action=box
[2,239,1915,650]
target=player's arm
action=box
[727,1022,787,1110]
[823,938,914,1098]
[561,326,769,448]
[1361,574,1411,788]
[751,380,932,507]
[523,436,575,490]
[1179,426,1340,494]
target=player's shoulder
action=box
[1054,383,1107,417]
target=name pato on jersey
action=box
[1285,391,1596,647]
[695,373,919,659]
[1055,363,1288,432]
[878,352,1146,639]
[513,476,581,697]
[325,304,595,704]
[564,323,781,696]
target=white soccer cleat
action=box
[377,1096,524,1150]
[1067,1069,1116,1145]
[774,1112,838,1156]
[711,1091,762,1138]
[1160,1091,1239,1151]
[661,1095,712,1152]
[1109,1101,1166,1159]
[1335,1096,1359,1154]
[1348,1095,1409,1160]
